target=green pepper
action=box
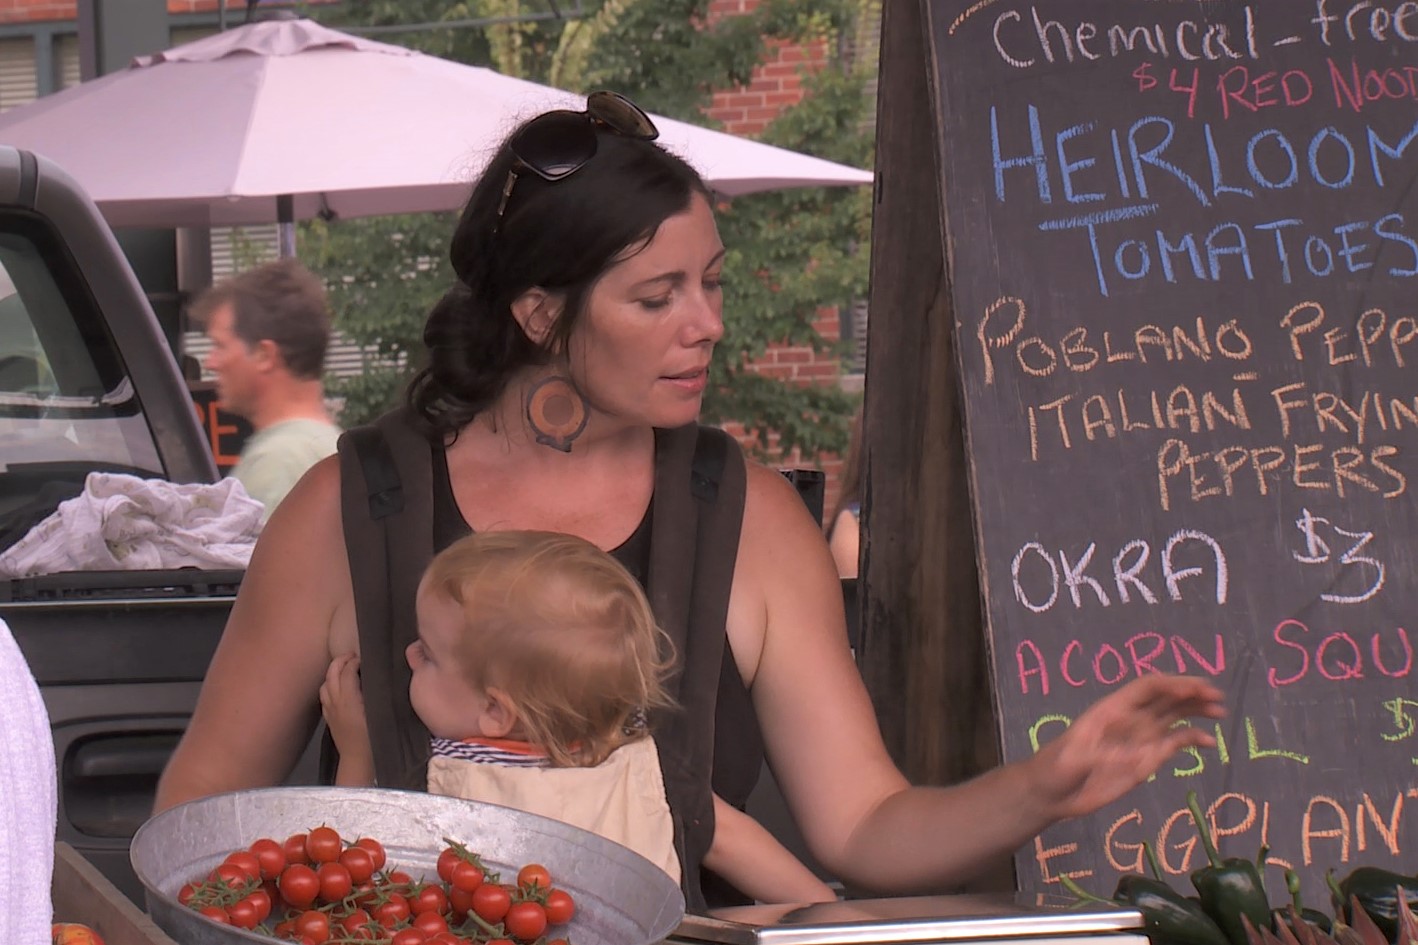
[1272,868,1332,935]
[1186,790,1273,945]
[1327,866,1418,942]
[1061,868,1230,945]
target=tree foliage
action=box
[306,0,873,458]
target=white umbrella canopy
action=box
[0,17,873,229]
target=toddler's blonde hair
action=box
[422,530,675,767]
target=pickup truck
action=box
[0,145,246,903]
[0,143,847,906]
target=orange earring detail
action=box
[524,375,589,452]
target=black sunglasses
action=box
[495,91,660,223]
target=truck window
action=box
[0,218,164,526]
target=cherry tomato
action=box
[412,911,450,937]
[409,883,448,916]
[279,863,321,909]
[387,869,414,885]
[450,859,485,893]
[471,882,512,923]
[505,901,549,942]
[244,888,273,922]
[223,850,262,882]
[225,898,260,930]
[249,837,287,880]
[284,832,311,866]
[544,888,576,925]
[517,863,551,891]
[293,910,331,944]
[337,845,375,884]
[391,930,429,945]
[306,825,343,864]
[317,861,353,902]
[354,836,387,871]
[339,908,374,935]
[197,905,229,925]
[436,847,461,884]
[447,885,475,916]
[373,894,412,927]
[176,883,195,906]
[211,862,249,889]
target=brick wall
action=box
[0,0,253,24]
[704,0,850,520]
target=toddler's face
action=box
[407,583,487,740]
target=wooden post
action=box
[856,0,1010,892]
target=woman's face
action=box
[566,193,726,430]
[407,581,487,741]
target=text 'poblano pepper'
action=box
[1186,790,1272,945]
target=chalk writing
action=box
[1009,529,1228,614]
[927,0,1418,907]
[1290,507,1386,602]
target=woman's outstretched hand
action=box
[1032,673,1226,822]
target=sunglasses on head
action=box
[495,91,660,224]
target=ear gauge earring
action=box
[524,375,589,452]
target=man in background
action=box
[193,259,341,524]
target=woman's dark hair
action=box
[408,115,711,437]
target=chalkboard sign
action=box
[924,0,1418,907]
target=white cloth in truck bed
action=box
[0,472,262,578]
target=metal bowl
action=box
[131,785,685,945]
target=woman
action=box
[827,406,863,578]
[155,92,1224,905]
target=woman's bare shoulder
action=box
[240,453,350,623]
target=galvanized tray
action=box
[131,785,685,945]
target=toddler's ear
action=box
[478,687,519,739]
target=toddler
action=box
[322,530,835,904]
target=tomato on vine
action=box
[293,909,331,944]
[283,833,311,866]
[372,892,411,927]
[353,836,387,871]
[505,900,549,942]
[450,859,485,893]
[544,888,576,925]
[305,825,343,864]
[278,862,320,909]
[409,882,448,916]
[412,910,450,937]
[517,863,551,891]
[471,882,512,923]
[248,837,286,880]
[337,844,376,884]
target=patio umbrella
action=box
[0,17,873,234]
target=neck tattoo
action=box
[524,374,589,452]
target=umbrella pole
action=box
[277,193,295,258]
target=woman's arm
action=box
[726,463,1224,894]
[154,456,356,811]
[705,794,836,904]
[827,508,859,579]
